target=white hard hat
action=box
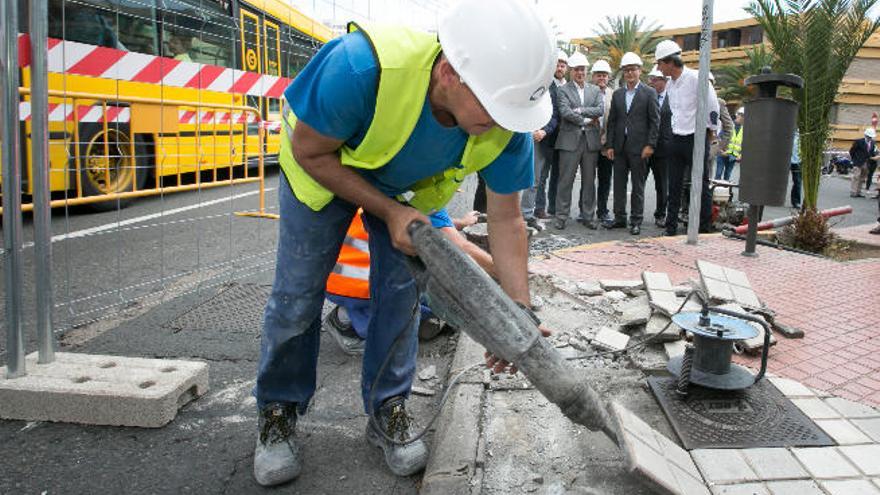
[567,51,589,68]
[655,39,682,60]
[591,59,612,74]
[736,107,745,116]
[619,52,642,68]
[439,0,556,133]
[866,127,877,138]
[557,50,569,65]
[648,65,664,78]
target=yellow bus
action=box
[11,0,333,211]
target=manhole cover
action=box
[648,376,834,450]
[164,283,270,334]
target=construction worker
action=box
[324,208,494,355]
[716,107,744,181]
[654,39,720,236]
[253,0,555,487]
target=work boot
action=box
[323,306,365,356]
[525,216,544,232]
[366,396,428,476]
[254,403,301,487]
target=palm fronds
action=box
[715,45,777,102]
[590,15,662,73]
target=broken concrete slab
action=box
[650,297,703,318]
[664,341,686,360]
[619,296,652,328]
[0,352,208,428]
[592,327,631,352]
[575,281,605,297]
[418,365,438,381]
[643,271,674,291]
[696,260,763,309]
[600,279,645,292]
[646,314,682,343]
[772,320,805,339]
[604,290,629,301]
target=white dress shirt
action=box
[666,66,720,136]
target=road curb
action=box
[420,333,486,495]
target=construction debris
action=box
[645,314,682,343]
[592,327,631,352]
[600,280,645,292]
[618,296,652,328]
[418,365,437,381]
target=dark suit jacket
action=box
[539,83,560,149]
[850,137,877,167]
[654,92,673,158]
[604,82,659,156]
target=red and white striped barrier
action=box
[18,102,266,128]
[732,206,853,235]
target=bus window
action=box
[264,20,280,76]
[161,0,236,67]
[48,0,159,54]
[282,25,317,79]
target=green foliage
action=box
[715,45,778,102]
[746,0,880,210]
[590,15,662,75]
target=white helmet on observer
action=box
[558,50,569,65]
[567,51,589,68]
[439,0,556,132]
[655,39,682,60]
[620,52,643,68]
[591,59,612,74]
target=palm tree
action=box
[590,15,662,75]
[714,45,778,103]
[746,0,880,210]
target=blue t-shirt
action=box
[428,209,454,229]
[284,31,534,198]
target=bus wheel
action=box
[76,125,149,211]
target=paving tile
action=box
[591,327,630,352]
[623,432,680,494]
[791,447,860,479]
[764,480,824,495]
[599,279,644,292]
[647,314,682,342]
[704,277,734,301]
[643,271,674,291]
[697,260,726,281]
[853,418,880,442]
[711,484,769,495]
[815,419,873,445]
[619,296,651,327]
[874,479,880,490]
[669,464,710,495]
[768,377,815,398]
[692,449,758,484]
[824,397,880,419]
[722,266,751,288]
[790,398,842,420]
[730,285,762,308]
[740,448,809,481]
[838,444,880,476]
[665,341,687,360]
[819,479,880,495]
[652,428,701,479]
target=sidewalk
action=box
[424,226,880,494]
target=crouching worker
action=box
[252,0,556,487]
[324,208,494,355]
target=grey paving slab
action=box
[722,267,751,288]
[620,296,652,327]
[692,449,759,485]
[0,352,208,428]
[711,484,770,495]
[854,418,880,442]
[815,419,873,445]
[875,478,880,490]
[703,277,735,301]
[791,398,842,420]
[768,377,815,398]
[600,280,645,292]
[646,314,682,343]
[696,260,726,281]
[838,444,880,476]
[764,480,824,495]
[740,448,809,481]
[791,448,861,479]
[592,327,630,352]
[825,397,880,419]
[820,479,880,495]
[643,271,674,291]
[730,285,762,308]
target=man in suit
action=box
[648,65,672,228]
[592,59,615,224]
[850,127,879,198]
[522,52,564,228]
[603,52,659,235]
[553,52,605,230]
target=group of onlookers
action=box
[522,39,721,236]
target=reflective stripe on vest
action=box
[278,22,512,214]
[326,212,371,299]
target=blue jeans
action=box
[790,162,802,207]
[714,155,735,181]
[255,174,420,414]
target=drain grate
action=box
[164,283,270,335]
[648,376,834,450]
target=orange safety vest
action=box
[325,211,371,299]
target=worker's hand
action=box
[606,149,615,161]
[641,145,654,160]
[484,326,552,375]
[457,210,481,229]
[532,130,547,142]
[385,204,430,256]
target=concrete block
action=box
[722,267,751,288]
[768,377,815,398]
[730,285,762,308]
[791,398,842,420]
[711,484,770,495]
[692,449,759,484]
[703,277,735,301]
[740,448,809,481]
[421,383,483,495]
[600,279,645,292]
[0,352,208,428]
[825,397,880,419]
[764,480,824,495]
[575,281,605,297]
[592,327,630,352]
[646,314,682,342]
[838,444,880,476]
[665,341,687,360]
[853,418,880,442]
[643,271,674,291]
[791,448,860,479]
[619,296,652,327]
[819,479,880,495]
[815,419,873,445]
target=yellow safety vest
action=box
[726,126,743,159]
[279,22,513,214]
